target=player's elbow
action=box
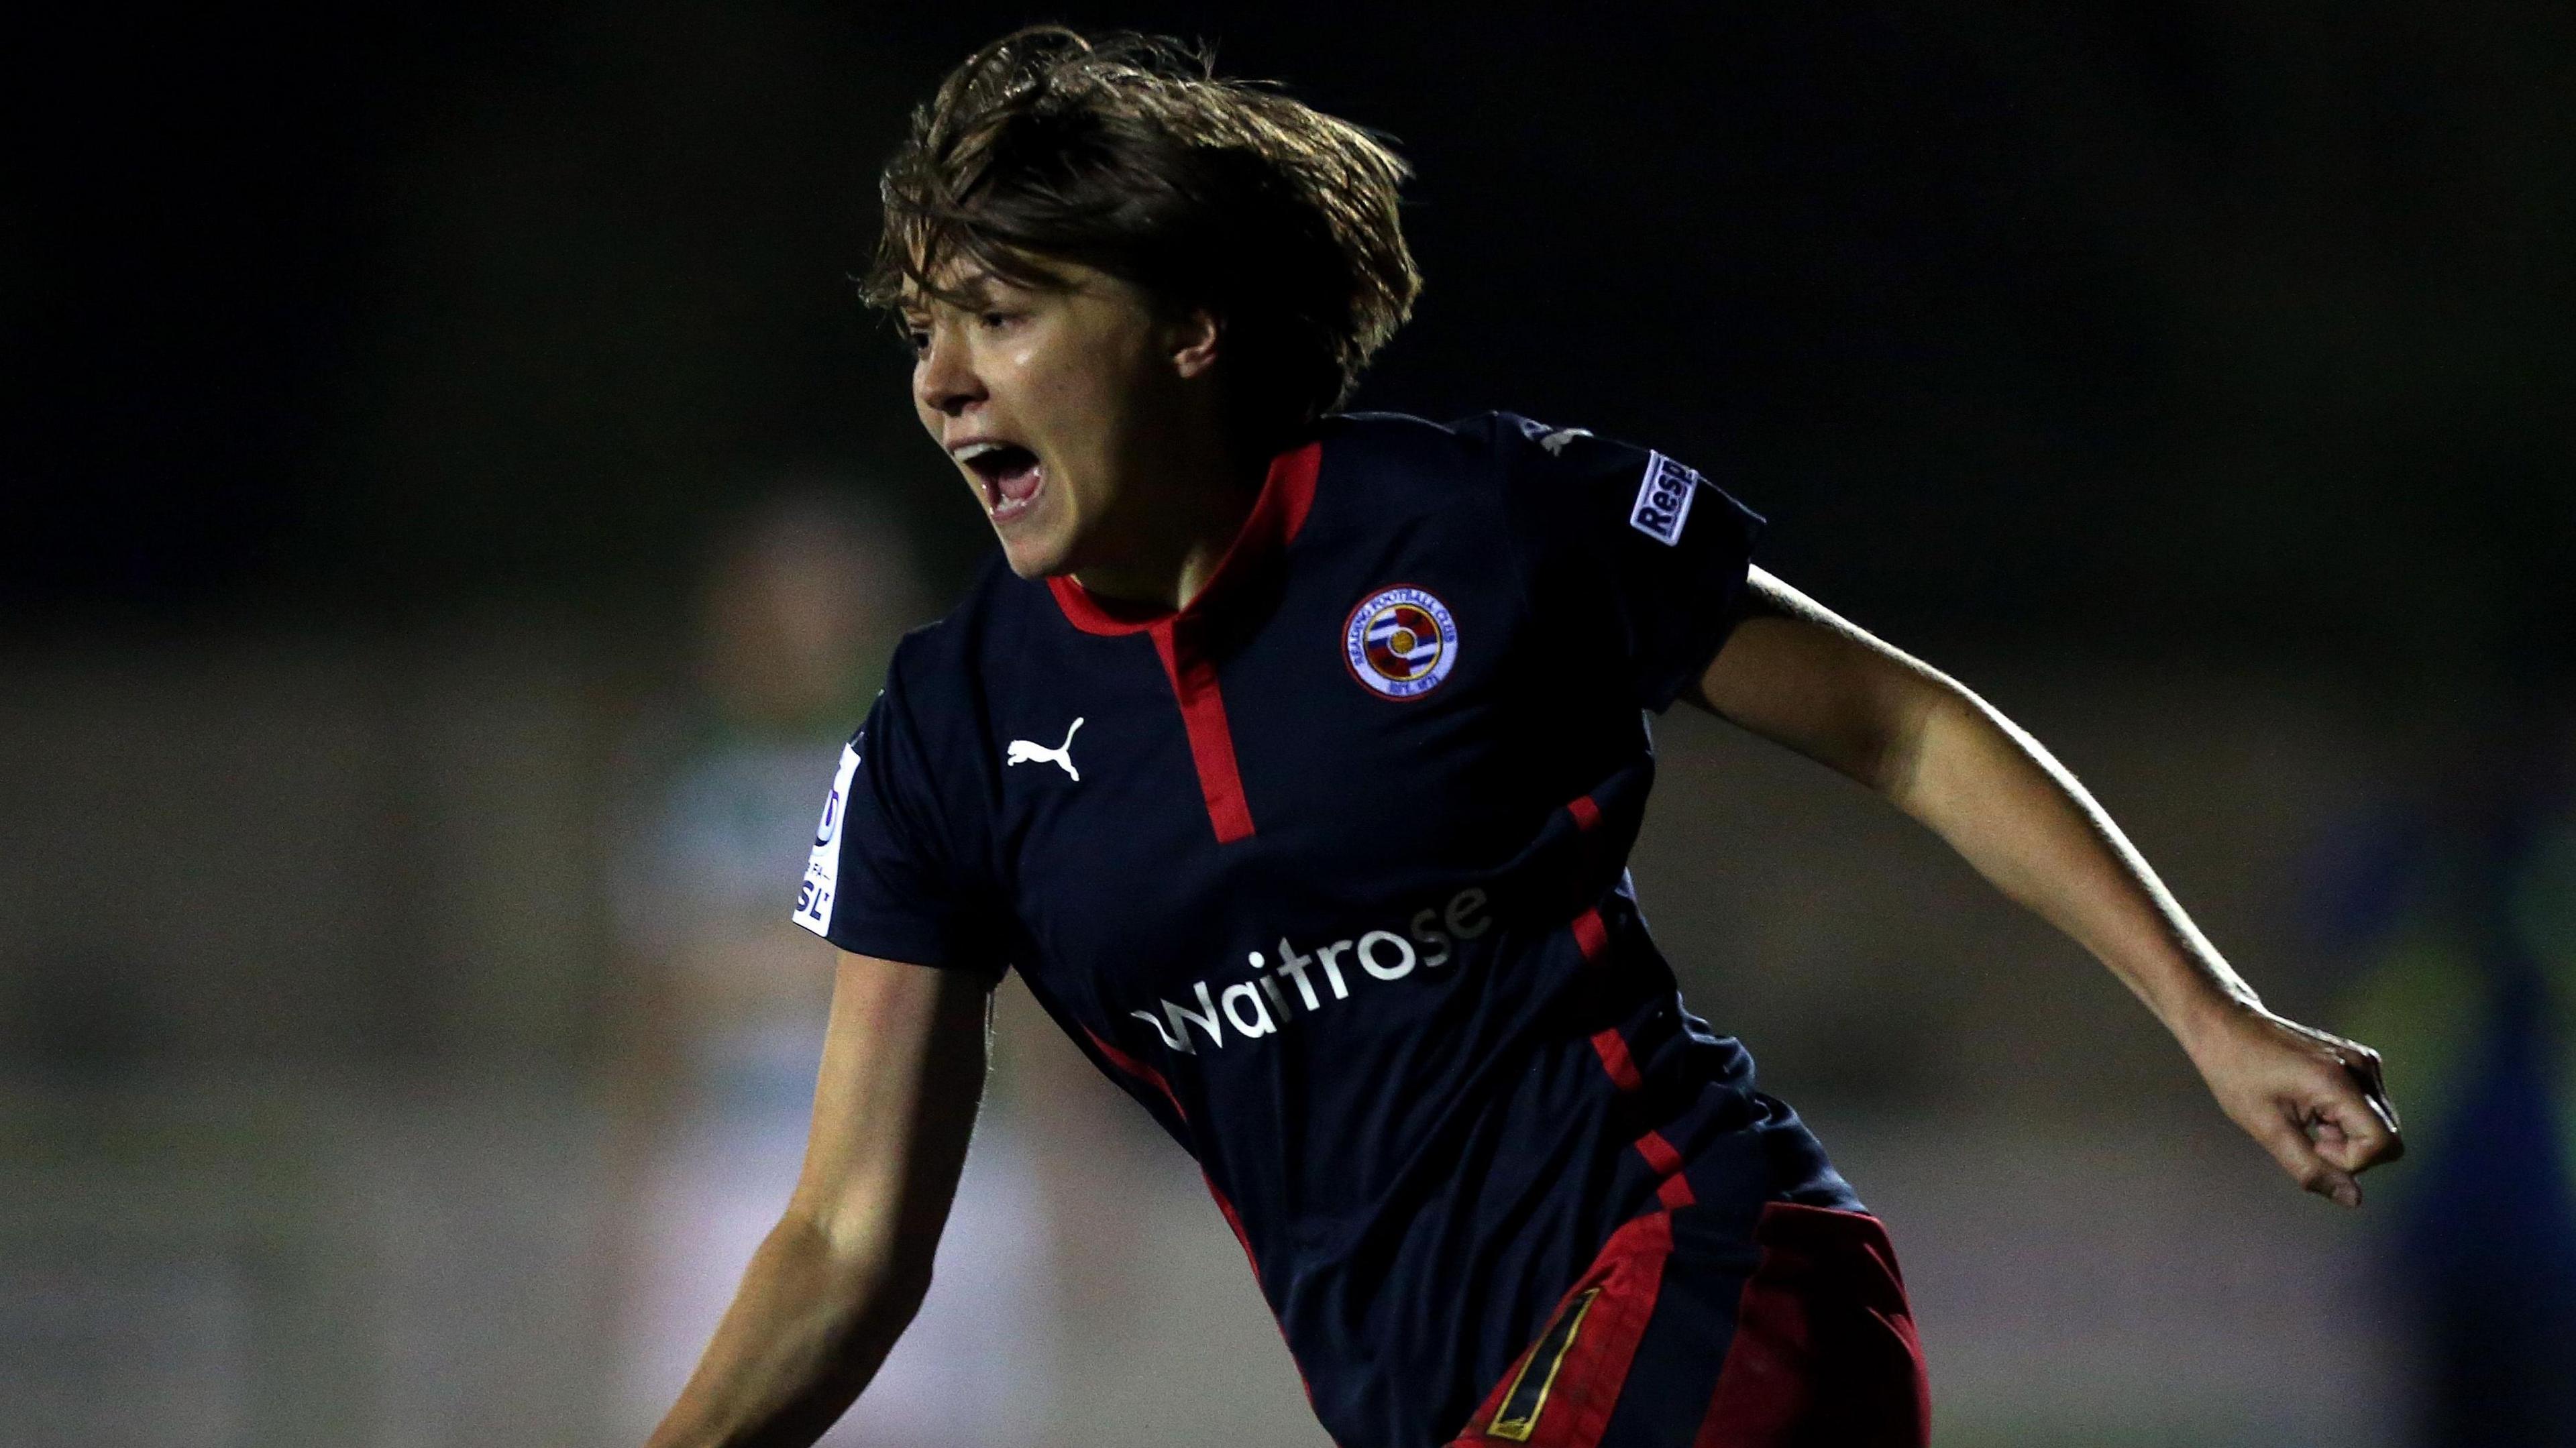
[841,1237,937,1334]
[1876,675,1984,814]
[775,1204,937,1331]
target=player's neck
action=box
[1071,432,1267,613]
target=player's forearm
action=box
[1885,682,2261,1047]
[645,1211,927,1448]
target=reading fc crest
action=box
[1344,586,1458,700]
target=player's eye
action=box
[900,323,931,356]
[978,309,1019,331]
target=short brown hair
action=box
[864,27,1420,451]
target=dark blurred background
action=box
[5,3,2573,1445]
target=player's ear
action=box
[1168,307,1222,380]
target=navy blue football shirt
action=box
[792,412,1858,1447]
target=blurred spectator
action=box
[2320,708,2576,1447]
[602,486,1056,1445]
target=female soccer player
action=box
[646,28,2404,1448]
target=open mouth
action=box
[955,441,1044,523]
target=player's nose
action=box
[914,330,986,419]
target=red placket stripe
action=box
[1042,442,1320,848]
[1152,625,1256,844]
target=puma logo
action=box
[1006,717,1084,781]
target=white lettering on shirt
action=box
[1126,887,1522,1055]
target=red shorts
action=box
[1446,1202,1930,1448]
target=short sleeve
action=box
[1491,414,1766,712]
[790,679,1006,982]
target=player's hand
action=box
[2184,1002,2403,1207]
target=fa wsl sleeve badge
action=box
[792,740,862,935]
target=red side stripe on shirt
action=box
[1590,1029,1645,1093]
[1204,1173,1333,1419]
[1152,626,1255,843]
[1571,907,1609,963]
[1635,1129,1696,1209]
[1634,1129,1684,1176]
[1566,793,1603,832]
[1092,1029,1332,1420]
[1082,1026,1189,1123]
[1204,1173,1262,1282]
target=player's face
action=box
[906,261,1214,581]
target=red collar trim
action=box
[1046,441,1322,638]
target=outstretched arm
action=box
[646,952,991,1447]
[1693,568,2403,1205]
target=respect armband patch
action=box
[1627,451,1701,545]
